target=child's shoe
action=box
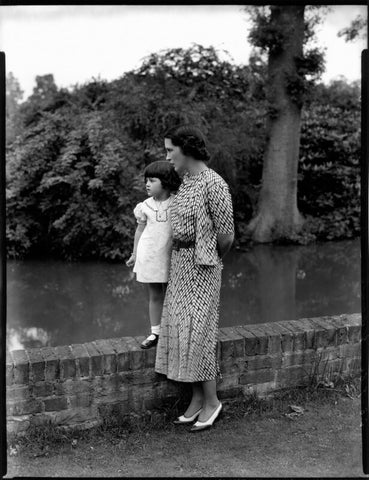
[141,334,159,349]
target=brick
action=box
[239,368,275,385]
[45,407,97,426]
[257,323,282,355]
[94,339,117,374]
[243,325,268,355]
[119,369,158,386]
[68,393,92,409]
[316,347,340,362]
[54,345,76,379]
[44,396,69,412]
[218,386,243,400]
[257,323,284,355]
[6,350,14,385]
[276,365,310,386]
[278,320,306,351]
[338,343,361,358]
[219,357,243,375]
[217,373,240,390]
[271,322,294,353]
[291,318,316,349]
[218,330,233,360]
[109,338,130,372]
[92,374,121,396]
[26,348,45,382]
[124,337,145,370]
[246,355,282,371]
[53,378,91,396]
[6,363,14,386]
[134,335,146,346]
[342,357,361,373]
[31,381,54,398]
[348,324,361,344]
[12,349,30,384]
[319,317,349,345]
[10,398,43,415]
[234,326,258,356]
[6,385,32,402]
[340,313,361,327]
[308,324,329,349]
[83,342,103,376]
[220,327,245,358]
[39,346,59,381]
[69,344,90,377]
[309,317,337,345]
[144,346,157,368]
[281,350,317,368]
[7,417,31,435]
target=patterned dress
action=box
[155,168,234,382]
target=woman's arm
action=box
[217,232,234,259]
[126,223,146,266]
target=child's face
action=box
[145,177,164,197]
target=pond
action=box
[6,239,360,351]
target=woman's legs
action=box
[197,379,221,422]
[183,382,203,417]
[182,379,220,421]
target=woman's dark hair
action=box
[164,125,211,162]
[144,160,181,192]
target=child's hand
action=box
[126,254,136,268]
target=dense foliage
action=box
[6,44,360,261]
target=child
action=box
[126,161,181,349]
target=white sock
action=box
[151,325,160,336]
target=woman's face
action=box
[165,138,187,175]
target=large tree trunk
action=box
[248,5,305,242]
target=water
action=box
[7,239,360,351]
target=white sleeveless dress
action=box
[133,196,174,283]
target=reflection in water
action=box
[7,239,360,350]
[7,327,51,351]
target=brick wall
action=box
[6,314,361,435]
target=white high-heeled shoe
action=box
[190,403,222,432]
[173,408,202,424]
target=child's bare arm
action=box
[126,223,146,267]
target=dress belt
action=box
[172,239,195,251]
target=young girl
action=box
[126,160,181,349]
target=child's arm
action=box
[126,223,146,267]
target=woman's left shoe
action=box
[173,408,202,424]
[140,334,159,349]
[190,403,222,432]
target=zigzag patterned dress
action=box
[155,168,234,382]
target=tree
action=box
[6,72,24,145]
[245,6,325,242]
[338,14,367,42]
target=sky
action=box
[0,5,367,100]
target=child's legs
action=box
[147,283,166,327]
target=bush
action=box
[5,50,360,260]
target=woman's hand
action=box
[126,254,136,267]
[217,233,234,259]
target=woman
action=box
[155,125,235,432]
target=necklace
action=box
[147,197,172,222]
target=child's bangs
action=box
[144,161,171,180]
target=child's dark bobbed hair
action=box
[164,125,211,162]
[144,160,181,192]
